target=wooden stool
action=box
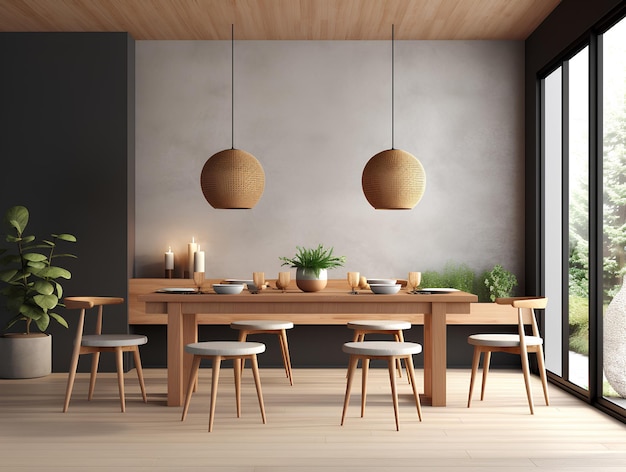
[230,320,294,385]
[63,297,148,413]
[341,341,423,431]
[181,341,267,432]
[347,320,412,379]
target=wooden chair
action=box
[181,341,267,432]
[341,341,423,431]
[63,297,148,412]
[347,320,412,380]
[467,296,549,414]
[230,320,294,385]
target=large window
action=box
[541,16,626,414]
[601,17,626,409]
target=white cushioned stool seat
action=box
[82,334,148,348]
[468,334,543,348]
[343,341,422,356]
[347,320,411,331]
[181,341,267,432]
[341,341,423,431]
[347,320,412,381]
[231,320,294,331]
[230,320,294,385]
[185,341,265,356]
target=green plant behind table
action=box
[0,205,77,334]
[421,262,476,293]
[569,295,589,356]
[279,244,346,278]
[483,264,518,302]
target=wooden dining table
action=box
[139,285,477,407]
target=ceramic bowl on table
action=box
[213,283,245,294]
[367,278,397,286]
[224,279,256,291]
[369,283,401,294]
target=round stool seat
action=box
[230,320,294,331]
[347,320,411,331]
[468,334,543,348]
[230,320,294,386]
[185,341,266,357]
[343,341,422,357]
[82,334,148,348]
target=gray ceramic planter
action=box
[0,333,52,379]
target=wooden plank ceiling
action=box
[0,0,561,40]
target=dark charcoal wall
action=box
[0,33,135,372]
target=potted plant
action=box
[0,205,77,378]
[483,264,518,302]
[280,244,346,292]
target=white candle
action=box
[165,246,174,270]
[194,245,205,273]
[187,237,197,277]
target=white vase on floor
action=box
[604,275,626,397]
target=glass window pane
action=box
[544,66,563,376]
[602,16,626,408]
[568,46,589,390]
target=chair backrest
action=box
[64,297,124,310]
[64,297,124,338]
[496,296,548,341]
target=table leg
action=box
[430,302,447,406]
[167,303,198,406]
[182,313,198,395]
[167,302,184,406]
[423,309,432,404]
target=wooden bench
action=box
[128,278,522,325]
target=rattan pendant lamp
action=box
[200,25,265,209]
[361,25,426,210]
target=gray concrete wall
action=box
[135,40,525,285]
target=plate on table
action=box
[415,288,459,294]
[156,287,196,293]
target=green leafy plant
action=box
[0,205,77,334]
[483,264,518,302]
[568,295,589,356]
[421,262,476,293]
[279,244,346,278]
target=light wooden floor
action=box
[2,367,626,471]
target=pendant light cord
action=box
[231,24,235,150]
[391,24,395,150]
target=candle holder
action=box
[165,269,173,279]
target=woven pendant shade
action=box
[361,149,426,210]
[200,149,265,209]
[362,25,426,210]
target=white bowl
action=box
[367,278,397,285]
[224,279,256,291]
[369,284,401,294]
[213,283,244,294]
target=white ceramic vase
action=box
[295,268,327,292]
[604,275,626,397]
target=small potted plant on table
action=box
[280,244,346,292]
